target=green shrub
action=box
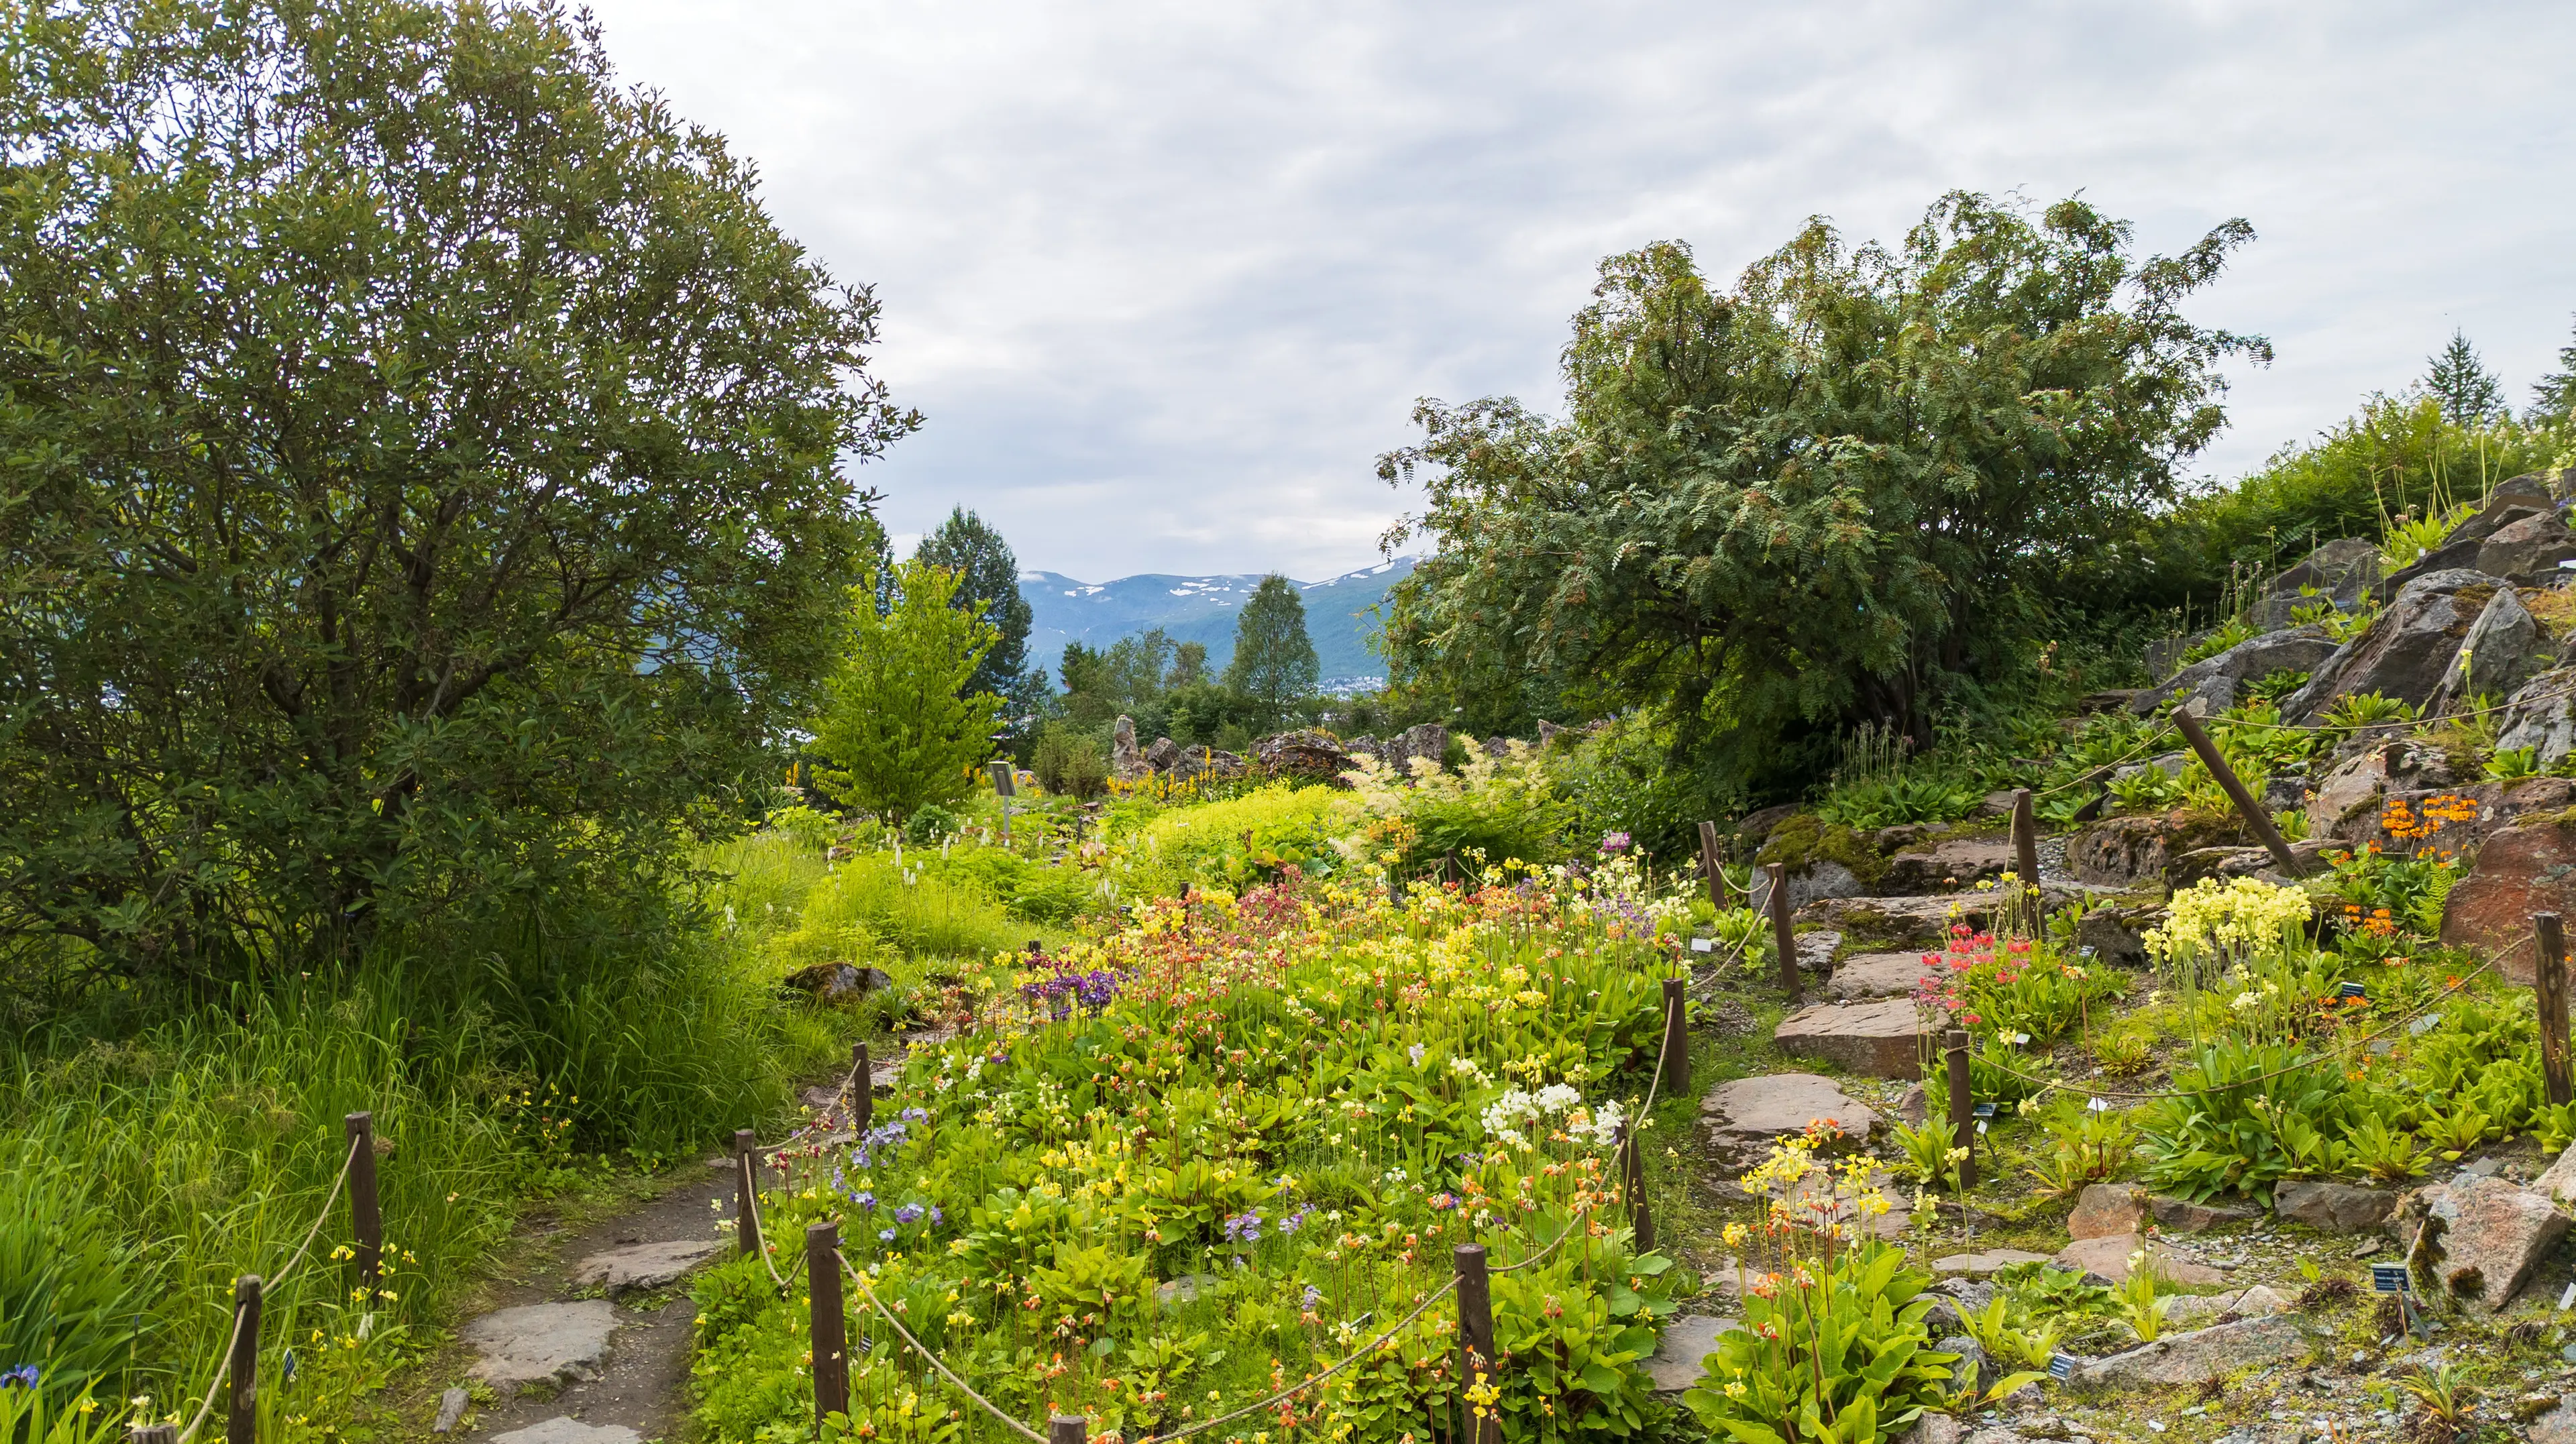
[1030,724,1110,799]
[1107,783,1358,895]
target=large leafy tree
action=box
[1377,193,2264,785]
[1224,575,1320,728]
[808,561,1003,823]
[914,506,1032,700]
[0,0,915,973]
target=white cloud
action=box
[584,0,2576,578]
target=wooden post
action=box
[1765,862,1803,1005]
[345,1113,381,1306]
[852,1042,874,1135]
[228,1275,262,1444]
[1051,1417,1086,1444]
[2010,789,2040,895]
[125,1427,178,1444]
[1618,1127,1643,1211]
[1697,821,1729,910]
[734,1128,762,1260]
[1660,977,1690,1098]
[2540,913,2572,1107]
[2171,711,2304,877]
[1945,1029,1976,1190]
[1454,1245,1495,1444]
[808,1221,849,1428]
[1633,1197,1657,1253]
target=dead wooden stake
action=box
[734,1128,762,1260]
[2171,710,2304,877]
[2541,913,2572,1107]
[808,1221,849,1429]
[1660,977,1690,1098]
[1454,1244,1495,1444]
[1945,1028,1976,1191]
[2010,789,2041,897]
[125,1427,178,1444]
[1765,862,1803,1005]
[345,1112,381,1307]
[852,1042,874,1135]
[1697,820,1729,910]
[1051,1416,1086,1444]
[229,1275,262,1444]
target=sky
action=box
[581,1,2576,582]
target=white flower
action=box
[1534,1083,1581,1115]
[1580,1099,1626,1148]
[2231,991,2261,1010]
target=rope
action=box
[1951,932,2534,1104]
[741,1173,795,1292]
[834,1248,1049,1444]
[750,1054,872,1156]
[1490,1213,1585,1274]
[174,1131,364,1444]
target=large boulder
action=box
[2496,667,2576,769]
[2068,1315,2310,1390]
[2281,569,2508,723]
[1393,722,1450,774]
[2054,1233,2225,1285]
[2066,812,2246,888]
[2478,511,2576,584]
[2306,740,2461,839]
[1826,952,1933,1001]
[2066,1184,2145,1241]
[2380,477,2554,594]
[2271,1180,2398,1232]
[1746,862,1868,914]
[2429,585,2546,714]
[1112,716,1147,779]
[1701,1073,1879,1166]
[2439,819,2576,980]
[1252,729,1354,783]
[2404,1174,2569,1313]
[2129,624,2341,716]
[2249,537,2385,631]
[1772,999,1943,1080]
[1878,836,2015,893]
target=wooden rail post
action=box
[2010,789,2041,897]
[1765,863,1803,1005]
[1454,1245,1495,1444]
[1619,1126,1643,1211]
[1945,1029,1976,1191]
[1051,1416,1086,1444]
[1697,821,1729,910]
[808,1221,849,1429]
[734,1129,762,1260]
[228,1276,262,1444]
[852,1042,874,1135]
[125,1427,178,1444]
[1660,977,1690,1098]
[2171,711,2304,877]
[345,1112,381,1306]
[2540,913,2572,1107]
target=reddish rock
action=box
[2315,772,2575,855]
[2406,1174,2569,1313]
[2054,1232,2226,1285]
[1772,999,1944,1080]
[1826,952,1935,1001]
[2067,1184,2145,1241]
[2440,820,2576,982]
[1700,1074,1879,1166]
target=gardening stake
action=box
[2171,711,2304,877]
[1051,1416,1086,1444]
[1633,1197,1657,1254]
[1765,863,1802,1004]
[1454,1245,1495,1444]
[1697,820,1729,910]
[1660,977,1690,1097]
[1945,1028,1976,1190]
[345,1112,381,1305]
[808,1221,849,1429]
[2540,913,2572,1107]
[852,1042,874,1135]
[2010,789,2040,896]
[734,1129,762,1260]
[229,1275,262,1444]
[126,1427,178,1444]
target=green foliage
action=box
[0,1170,156,1403]
[2322,691,2418,730]
[916,508,1034,704]
[2340,1113,2422,1183]
[1107,784,1358,895]
[1031,724,1111,800]
[1686,1245,1958,1444]
[2139,1040,2350,1201]
[1890,1115,1959,1192]
[2424,329,2506,427]
[0,1384,130,1444]
[1551,717,1722,862]
[2180,616,2260,665]
[1378,192,2263,797]
[1223,575,1322,728]
[2027,1095,2139,1196]
[1815,775,1981,828]
[2110,1266,2171,1344]
[810,560,1006,824]
[0,0,908,973]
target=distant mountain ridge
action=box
[1020,558,1415,688]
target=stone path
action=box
[427,1168,734,1441]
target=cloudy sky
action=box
[583,1,2576,582]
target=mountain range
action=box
[1018,557,1416,689]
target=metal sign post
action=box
[988,759,1015,845]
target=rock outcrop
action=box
[2069,1315,2310,1390]
[2271,1180,2397,1232]
[2439,820,2576,979]
[1252,729,1354,782]
[2281,569,2507,723]
[1112,716,1146,779]
[2404,1174,2569,1312]
[2428,584,2546,714]
[2496,668,2576,769]
[2249,538,2385,631]
[2129,625,2341,716]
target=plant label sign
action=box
[2337,981,2368,1001]
[1690,938,1714,953]
[1972,1103,1997,1119]
[2086,1097,2111,1113]
[2371,1264,2410,1294]
[2048,1353,2078,1382]
[989,761,1016,797]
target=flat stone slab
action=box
[2147,1195,2255,1232]
[2070,1314,2310,1390]
[574,1238,723,1296]
[1646,1315,1735,1392]
[2055,1232,2224,1285]
[1796,890,2075,947]
[1701,1073,1880,1165]
[1773,999,1943,1079]
[1932,1249,2053,1278]
[491,1421,643,1444]
[432,1387,469,1433]
[462,1300,621,1390]
[1827,952,1933,1000]
[1794,930,1841,973]
[2067,1184,2144,1241]
[2272,1180,2397,1233]
[2163,1284,2290,1327]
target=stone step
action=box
[1772,999,1945,1080]
[574,1239,723,1298]
[492,1421,641,1444]
[1824,951,1930,1000]
[462,1300,620,1392]
[1794,888,2076,948]
[1699,1073,1878,1166]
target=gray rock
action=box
[2145,1194,2256,1233]
[1931,1249,2053,1278]
[574,1237,723,1296]
[2408,1174,2569,1312]
[1112,715,1145,779]
[1701,1073,1880,1165]
[2075,909,2147,969]
[1772,999,1942,1080]
[1748,863,1866,915]
[1895,1081,1929,1126]
[1645,1314,1734,1392]
[490,1422,643,1444]
[2055,1232,2225,1285]
[2430,584,2544,714]
[2283,569,2509,722]
[461,1300,621,1390]
[2163,1284,2292,1327]
[432,1387,470,1434]
[2130,625,2340,716]
[1880,837,2017,893]
[2532,1140,2576,1205]
[2271,1180,2397,1233]
[2533,1401,2576,1444]
[2477,511,2576,584]
[782,962,894,1003]
[2069,1315,2310,1389]
[1900,1415,1965,1444]
[2382,480,2553,594]
[1393,722,1450,772]
[1828,951,1933,1000]
[1794,928,1843,973]
[2250,538,2385,631]
[1796,890,2074,948]
[2496,667,2576,770]
[1937,1333,1988,1389]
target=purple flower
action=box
[1222,1211,1263,1244]
[879,1227,898,1243]
[851,1190,877,1211]
[1599,830,1631,856]
[901,1107,928,1124]
[894,1203,924,1225]
[928,1205,945,1227]
[1407,1043,1426,1068]
[1279,1205,1314,1236]
[1301,1285,1323,1311]
[1,1365,36,1390]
